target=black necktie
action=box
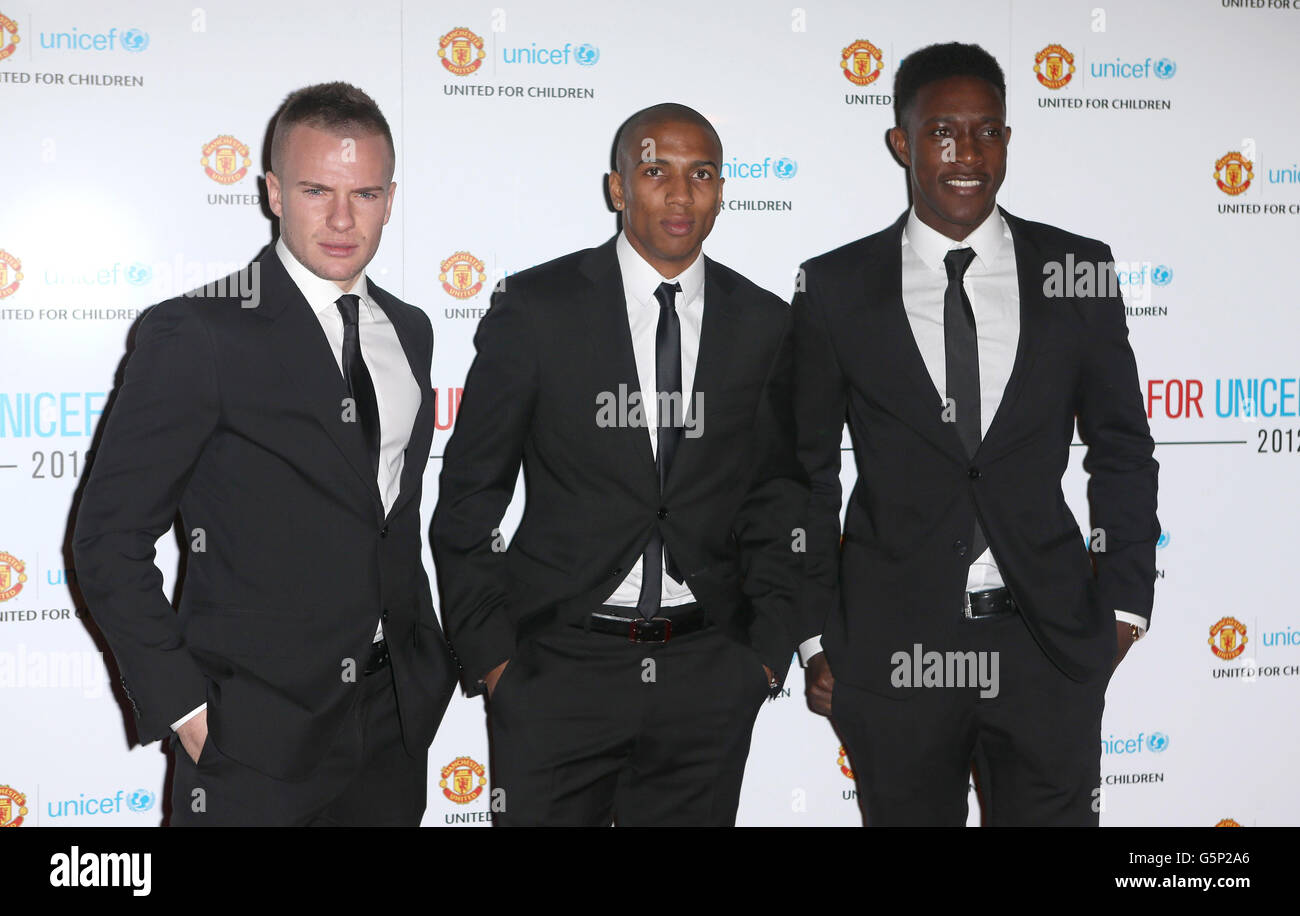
[636,281,684,619]
[943,248,986,563]
[335,293,382,479]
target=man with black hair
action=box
[74,82,456,826]
[433,103,805,826]
[793,42,1159,825]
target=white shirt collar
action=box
[903,206,1008,273]
[275,236,373,318]
[615,231,705,307]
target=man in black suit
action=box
[72,82,455,826]
[794,44,1159,826]
[432,103,805,826]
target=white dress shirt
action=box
[798,208,1146,665]
[172,240,421,730]
[602,231,706,609]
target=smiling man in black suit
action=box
[433,103,806,826]
[73,82,455,826]
[793,43,1159,826]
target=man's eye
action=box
[694,170,713,180]
[357,192,377,199]
[305,188,324,196]
[644,167,661,176]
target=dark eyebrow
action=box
[295,180,386,193]
[638,159,719,170]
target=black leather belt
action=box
[364,638,390,676]
[963,587,1018,620]
[586,605,709,643]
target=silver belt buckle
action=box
[962,591,975,620]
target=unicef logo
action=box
[1156,530,1170,549]
[1151,264,1172,286]
[575,43,599,66]
[120,29,149,52]
[125,262,152,286]
[1146,732,1170,753]
[774,157,798,180]
[127,788,155,812]
[1154,58,1176,79]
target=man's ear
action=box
[266,170,283,218]
[886,126,911,169]
[608,171,625,210]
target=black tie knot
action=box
[335,293,362,326]
[943,247,976,284]
[653,281,682,312]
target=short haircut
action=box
[893,42,1006,127]
[612,102,723,174]
[269,81,395,179]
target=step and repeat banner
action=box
[2,0,1297,827]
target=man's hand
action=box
[484,659,509,698]
[176,708,208,765]
[1112,621,1138,673]
[763,664,774,688]
[805,652,834,717]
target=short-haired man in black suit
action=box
[794,43,1159,825]
[433,103,806,826]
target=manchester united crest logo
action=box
[841,39,883,87]
[440,756,486,804]
[0,250,23,300]
[439,27,485,76]
[1214,151,1253,196]
[440,251,487,299]
[0,552,27,603]
[1209,616,1247,660]
[837,745,854,780]
[0,786,28,827]
[1034,44,1075,89]
[0,13,19,62]
[201,135,252,185]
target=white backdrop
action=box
[2,0,1298,827]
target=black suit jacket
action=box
[72,246,456,780]
[794,209,1159,692]
[431,237,807,692]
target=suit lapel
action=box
[977,208,1049,461]
[374,286,434,523]
[581,239,658,481]
[252,248,384,518]
[863,213,968,460]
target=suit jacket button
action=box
[657,507,668,519]
[968,467,981,480]
[379,525,389,538]
[382,609,390,621]
[612,567,623,576]
[953,539,968,556]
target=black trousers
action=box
[831,610,1108,826]
[169,662,427,826]
[488,614,772,826]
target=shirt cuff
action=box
[797,635,824,666]
[171,703,207,731]
[1115,610,1148,632]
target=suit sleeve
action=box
[1076,246,1160,623]
[732,305,810,685]
[430,285,537,690]
[72,299,218,743]
[791,265,849,647]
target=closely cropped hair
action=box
[270,81,395,178]
[893,42,1006,127]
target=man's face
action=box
[888,75,1010,241]
[607,119,724,278]
[266,124,395,292]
